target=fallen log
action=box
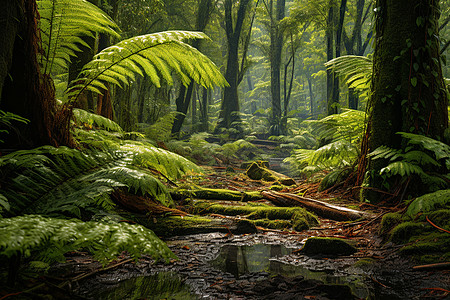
[261,190,370,221]
[171,187,263,202]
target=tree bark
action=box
[216,0,251,135]
[326,2,337,115]
[362,0,448,202]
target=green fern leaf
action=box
[0,215,175,264]
[73,108,123,132]
[380,161,425,177]
[37,0,120,74]
[66,31,228,101]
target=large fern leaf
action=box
[0,146,172,218]
[325,55,372,98]
[37,0,120,74]
[73,108,123,132]
[66,31,228,101]
[0,215,175,264]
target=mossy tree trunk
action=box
[362,0,448,202]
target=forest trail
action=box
[28,165,448,299]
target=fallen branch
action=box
[261,191,371,221]
[426,216,450,234]
[413,262,450,271]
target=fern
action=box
[325,55,372,98]
[0,215,175,264]
[37,0,120,74]
[73,108,123,132]
[369,132,450,193]
[285,110,365,175]
[142,111,179,141]
[66,31,228,101]
[0,146,173,218]
[0,110,29,143]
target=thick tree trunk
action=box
[362,0,448,202]
[0,0,65,148]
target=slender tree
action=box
[361,0,448,202]
[215,0,252,135]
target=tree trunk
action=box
[362,0,448,202]
[215,0,251,135]
[0,0,67,148]
[269,0,285,136]
[326,2,337,115]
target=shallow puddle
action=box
[85,271,197,300]
[210,243,369,299]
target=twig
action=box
[426,216,450,234]
[370,275,389,288]
[413,262,450,271]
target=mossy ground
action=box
[382,208,450,263]
[192,201,318,231]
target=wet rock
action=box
[234,219,258,234]
[300,237,357,256]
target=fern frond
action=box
[142,111,179,141]
[380,161,425,177]
[37,0,120,74]
[0,146,173,218]
[0,215,175,264]
[399,132,450,162]
[325,55,372,96]
[66,31,228,101]
[73,108,123,132]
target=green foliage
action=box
[369,132,450,193]
[142,112,179,141]
[0,146,172,218]
[325,55,373,99]
[66,31,228,101]
[0,215,175,264]
[37,0,120,74]
[73,108,123,132]
[0,110,29,143]
[285,110,365,174]
[406,189,450,217]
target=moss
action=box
[269,185,285,191]
[389,222,426,244]
[235,219,258,234]
[380,212,403,235]
[406,189,450,216]
[399,232,450,255]
[418,209,450,228]
[353,258,376,270]
[251,219,292,230]
[301,237,357,256]
[246,162,277,181]
[193,202,319,230]
[146,216,214,237]
[172,188,263,202]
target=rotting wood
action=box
[261,190,371,221]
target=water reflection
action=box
[210,243,369,299]
[210,243,293,278]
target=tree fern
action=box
[0,215,175,264]
[37,0,120,74]
[325,55,372,98]
[66,31,228,101]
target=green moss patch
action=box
[380,212,403,234]
[300,237,357,256]
[389,222,426,244]
[193,202,318,231]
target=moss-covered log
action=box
[193,201,318,231]
[262,191,370,221]
[171,187,263,202]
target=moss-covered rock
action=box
[246,162,296,186]
[380,212,403,235]
[300,237,357,256]
[406,189,450,217]
[389,222,426,244]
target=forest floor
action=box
[2,160,449,299]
